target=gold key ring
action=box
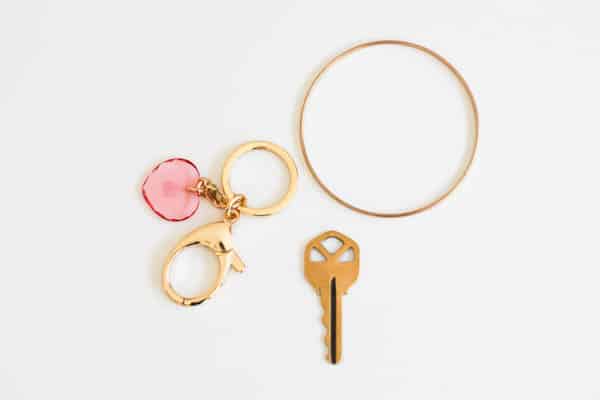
[299,40,479,218]
[162,140,298,306]
[222,141,298,216]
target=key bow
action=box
[305,231,359,295]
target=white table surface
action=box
[1,1,599,399]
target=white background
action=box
[1,1,600,399]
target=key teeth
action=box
[322,311,332,361]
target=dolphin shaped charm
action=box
[162,220,245,306]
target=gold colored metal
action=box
[162,220,245,306]
[305,231,360,364]
[221,141,298,216]
[223,194,246,223]
[187,177,229,209]
[162,141,297,306]
[299,40,479,218]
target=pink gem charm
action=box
[142,158,201,221]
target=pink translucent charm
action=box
[142,158,200,221]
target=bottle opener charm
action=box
[305,231,360,364]
[142,141,298,306]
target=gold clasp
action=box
[162,220,245,306]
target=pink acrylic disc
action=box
[142,158,200,221]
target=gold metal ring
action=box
[299,40,479,218]
[221,141,298,216]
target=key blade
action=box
[330,278,342,364]
[319,278,343,364]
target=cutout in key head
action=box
[305,231,360,287]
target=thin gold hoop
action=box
[299,40,479,218]
[222,141,298,216]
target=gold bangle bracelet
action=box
[299,40,479,218]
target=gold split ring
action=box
[222,141,298,216]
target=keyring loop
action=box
[299,40,479,218]
[221,141,298,216]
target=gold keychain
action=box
[142,141,298,306]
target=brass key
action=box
[305,231,359,364]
